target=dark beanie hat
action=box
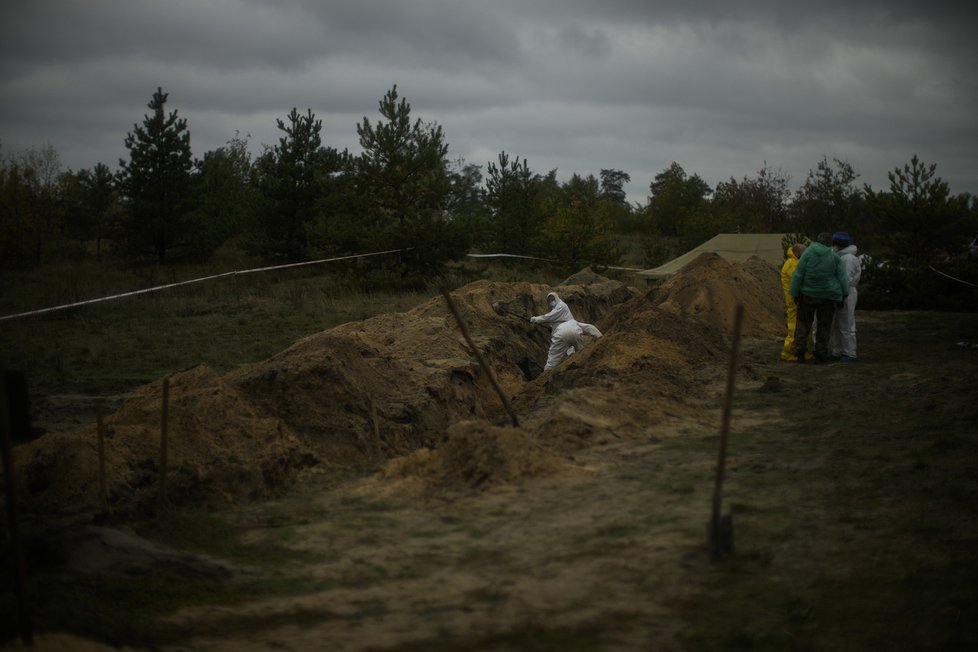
[832,232,850,246]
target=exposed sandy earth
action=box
[14,254,774,518]
[4,253,977,650]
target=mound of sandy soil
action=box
[16,365,316,516]
[12,254,788,516]
[359,420,573,498]
[222,278,636,464]
[650,252,784,339]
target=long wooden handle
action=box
[443,289,519,428]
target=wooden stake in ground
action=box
[0,371,34,646]
[97,404,111,515]
[709,303,743,559]
[441,288,520,428]
[159,377,170,512]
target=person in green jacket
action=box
[789,232,850,363]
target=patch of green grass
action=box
[0,258,434,395]
[2,254,572,397]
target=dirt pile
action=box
[513,253,785,439]
[16,365,316,516]
[359,420,574,498]
[650,252,785,339]
[222,278,635,463]
[12,254,787,516]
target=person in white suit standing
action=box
[829,232,862,362]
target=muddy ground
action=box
[2,255,977,651]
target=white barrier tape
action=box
[466,253,557,262]
[596,265,646,272]
[0,248,410,323]
[466,253,643,272]
[928,265,978,288]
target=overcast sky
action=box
[2,0,976,204]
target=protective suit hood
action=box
[837,244,858,257]
[531,291,575,327]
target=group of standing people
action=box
[780,231,861,364]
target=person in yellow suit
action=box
[779,243,813,361]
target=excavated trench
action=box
[12,255,786,517]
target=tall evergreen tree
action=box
[866,155,972,267]
[355,86,466,283]
[483,151,549,255]
[791,157,865,244]
[117,87,194,262]
[862,155,977,309]
[252,109,347,261]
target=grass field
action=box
[0,253,569,396]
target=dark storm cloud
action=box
[1,0,328,71]
[1,0,976,201]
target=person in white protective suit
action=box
[529,292,602,371]
[828,232,861,361]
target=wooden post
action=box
[96,404,111,515]
[441,288,519,427]
[710,303,743,559]
[0,371,34,646]
[159,377,170,512]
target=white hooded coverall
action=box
[529,292,602,371]
[829,244,861,359]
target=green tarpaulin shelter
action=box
[636,233,789,280]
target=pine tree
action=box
[791,157,864,243]
[355,86,466,284]
[117,87,194,262]
[861,155,976,309]
[483,151,549,255]
[253,108,347,261]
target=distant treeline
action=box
[2,85,976,307]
